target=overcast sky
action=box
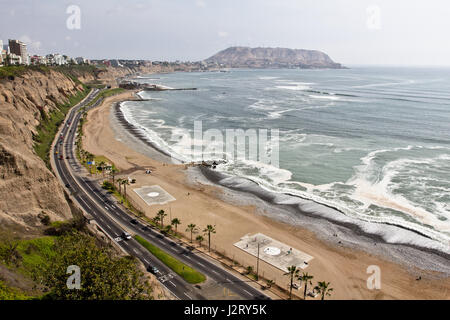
[1,0,450,66]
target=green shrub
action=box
[134,235,206,284]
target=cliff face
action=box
[0,70,95,233]
[205,46,343,69]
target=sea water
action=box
[120,67,450,252]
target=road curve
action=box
[52,88,270,301]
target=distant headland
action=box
[204,46,344,69]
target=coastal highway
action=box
[52,88,270,301]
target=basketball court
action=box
[234,233,313,272]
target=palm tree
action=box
[98,161,106,176]
[116,178,123,195]
[87,153,94,173]
[110,168,118,186]
[196,235,204,247]
[186,223,198,243]
[299,272,314,300]
[171,218,181,233]
[164,225,172,233]
[157,210,167,228]
[246,266,253,275]
[314,281,333,300]
[203,224,216,252]
[121,179,129,200]
[284,265,300,299]
[266,279,274,289]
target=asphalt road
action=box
[52,88,270,301]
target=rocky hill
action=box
[205,46,343,69]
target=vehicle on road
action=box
[147,265,159,274]
[130,219,138,225]
[121,232,132,240]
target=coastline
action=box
[82,90,450,299]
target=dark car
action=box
[65,184,70,188]
[142,226,150,231]
[146,266,159,275]
[130,219,138,225]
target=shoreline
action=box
[116,97,450,268]
[82,90,450,299]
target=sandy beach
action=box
[82,91,450,300]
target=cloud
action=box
[195,0,206,8]
[19,35,42,51]
[218,31,229,37]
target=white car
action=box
[122,232,132,240]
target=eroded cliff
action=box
[0,69,94,233]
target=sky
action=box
[1,0,450,66]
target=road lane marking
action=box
[169,281,176,287]
[184,293,192,300]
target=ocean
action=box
[119,67,450,253]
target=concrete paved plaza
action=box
[234,233,313,272]
[133,185,176,206]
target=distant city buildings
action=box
[0,40,3,66]
[0,37,90,67]
[0,36,207,71]
[8,39,28,65]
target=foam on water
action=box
[119,68,450,253]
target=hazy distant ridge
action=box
[205,46,343,69]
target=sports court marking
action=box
[134,185,176,206]
[234,233,313,272]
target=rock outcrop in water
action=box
[205,46,344,69]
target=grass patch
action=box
[85,155,117,175]
[85,88,125,108]
[0,65,50,79]
[15,237,56,275]
[134,235,206,284]
[33,88,89,168]
[0,64,100,80]
[0,281,32,300]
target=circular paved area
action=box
[147,192,160,197]
[263,246,281,256]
